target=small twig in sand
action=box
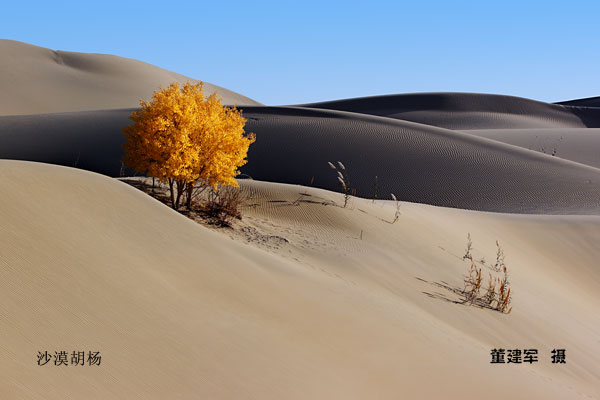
[390,193,401,223]
[463,233,473,260]
[328,161,352,208]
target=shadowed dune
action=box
[1,39,597,215]
[0,109,133,175]
[239,106,600,214]
[0,39,260,116]
[556,96,600,108]
[298,93,600,129]
[2,106,600,214]
[465,128,600,169]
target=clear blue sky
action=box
[2,0,598,105]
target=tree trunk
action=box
[168,178,175,209]
[175,180,184,210]
[186,182,194,210]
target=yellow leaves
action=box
[122,81,255,190]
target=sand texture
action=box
[0,161,598,399]
[299,92,600,129]
[465,128,600,169]
[3,105,600,214]
[1,42,599,399]
[0,39,260,115]
[556,96,600,108]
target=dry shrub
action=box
[460,236,513,314]
[485,272,497,306]
[463,233,473,260]
[496,265,512,314]
[202,186,243,227]
[463,255,482,304]
[493,240,505,272]
[328,161,352,208]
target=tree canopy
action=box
[122,82,255,209]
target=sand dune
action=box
[0,160,598,399]
[2,38,599,399]
[465,128,600,169]
[239,106,600,214]
[0,39,260,116]
[2,106,600,214]
[298,93,600,129]
[556,96,600,108]
[0,109,132,175]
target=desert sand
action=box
[465,128,600,168]
[557,96,600,108]
[1,41,599,399]
[1,161,599,399]
[3,103,600,214]
[0,39,260,115]
[299,92,600,129]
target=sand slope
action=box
[465,128,600,169]
[0,109,133,175]
[556,96,600,108]
[239,106,600,214]
[2,106,600,214]
[298,93,600,129]
[0,160,598,399]
[0,39,260,115]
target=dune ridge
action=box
[2,106,600,214]
[1,40,599,215]
[0,39,260,116]
[239,106,600,214]
[556,96,600,108]
[298,92,600,129]
[465,128,600,169]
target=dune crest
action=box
[556,96,600,108]
[298,92,600,129]
[2,106,600,214]
[0,39,260,116]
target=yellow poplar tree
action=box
[122,81,255,210]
